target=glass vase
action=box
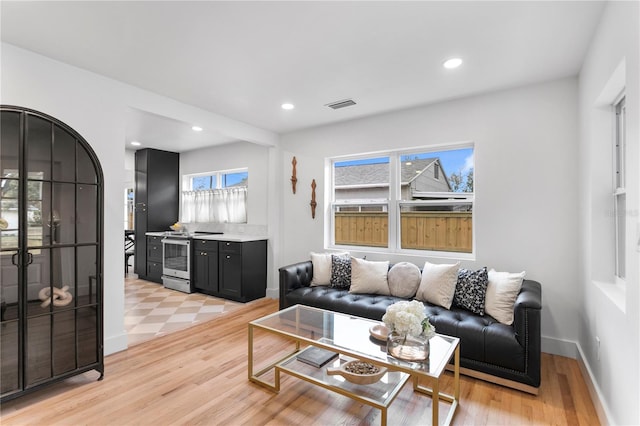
[386,330,430,362]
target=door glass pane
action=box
[26,115,51,181]
[1,321,20,395]
[52,310,76,375]
[53,183,76,245]
[26,248,51,316]
[53,126,76,182]
[27,180,47,248]
[77,307,97,367]
[77,246,97,306]
[26,315,52,385]
[0,250,19,321]
[1,112,20,178]
[77,144,96,184]
[1,177,19,250]
[51,247,75,311]
[77,185,97,243]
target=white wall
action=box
[280,77,581,352]
[179,142,278,293]
[1,42,277,354]
[179,141,270,229]
[578,2,639,425]
[1,43,128,354]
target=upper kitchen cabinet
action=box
[134,148,179,281]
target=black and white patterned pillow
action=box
[330,254,351,289]
[453,267,489,315]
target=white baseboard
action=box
[265,287,279,299]
[541,335,578,358]
[104,331,128,356]
[575,342,614,426]
[542,336,612,426]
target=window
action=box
[1,170,44,251]
[614,95,626,281]
[333,157,389,248]
[331,146,474,254]
[181,169,248,224]
[189,170,248,191]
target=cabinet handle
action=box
[226,255,231,259]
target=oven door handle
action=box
[161,238,191,246]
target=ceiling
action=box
[1,1,606,152]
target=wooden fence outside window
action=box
[334,211,472,253]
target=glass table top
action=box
[251,304,459,378]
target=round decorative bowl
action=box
[169,223,182,231]
[369,324,389,342]
[326,360,387,385]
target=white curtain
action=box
[181,187,247,223]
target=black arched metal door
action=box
[0,106,104,402]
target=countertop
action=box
[145,231,267,242]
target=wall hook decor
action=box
[291,156,298,194]
[310,179,317,219]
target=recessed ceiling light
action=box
[281,103,295,110]
[192,125,203,132]
[443,58,463,69]
[130,141,141,146]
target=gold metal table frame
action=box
[248,305,460,426]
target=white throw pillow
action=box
[349,258,390,295]
[415,261,460,309]
[485,269,526,325]
[388,262,422,298]
[310,252,348,286]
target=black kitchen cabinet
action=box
[218,240,267,302]
[192,239,218,294]
[134,149,179,282]
[0,106,103,402]
[192,239,218,296]
[145,235,163,283]
[192,239,267,302]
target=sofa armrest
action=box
[278,261,313,309]
[513,279,541,385]
[513,279,541,344]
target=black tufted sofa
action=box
[279,260,542,394]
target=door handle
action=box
[11,253,18,266]
[26,252,33,265]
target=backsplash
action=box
[182,222,267,236]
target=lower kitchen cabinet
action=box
[192,239,267,302]
[193,239,218,295]
[146,236,163,283]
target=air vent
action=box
[325,99,357,110]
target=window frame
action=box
[328,143,475,259]
[183,167,248,191]
[613,94,626,283]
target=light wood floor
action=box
[0,298,600,425]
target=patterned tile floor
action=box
[124,276,243,346]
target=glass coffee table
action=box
[248,304,460,425]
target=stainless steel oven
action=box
[161,235,192,293]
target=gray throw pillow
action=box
[387,262,421,298]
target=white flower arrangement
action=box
[382,300,435,338]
